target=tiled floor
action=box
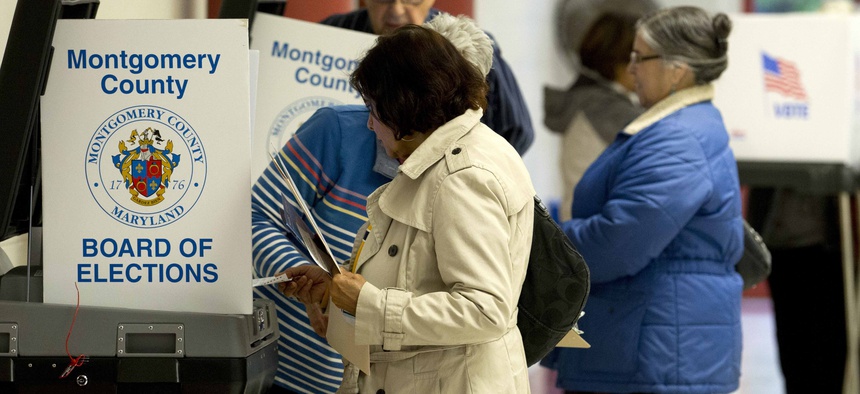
[529,296,785,394]
[734,296,784,394]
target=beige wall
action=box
[96,0,206,19]
[0,0,15,66]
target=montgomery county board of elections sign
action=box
[40,19,254,315]
[249,13,376,179]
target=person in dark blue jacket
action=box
[543,7,744,393]
[321,1,535,155]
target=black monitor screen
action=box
[0,0,99,243]
[0,0,61,242]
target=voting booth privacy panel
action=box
[40,19,254,315]
[249,13,376,179]
[714,14,860,168]
[713,14,860,393]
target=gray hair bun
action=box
[712,13,732,55]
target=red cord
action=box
[60,282,86,378]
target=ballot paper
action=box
[268,148,342,277]
[267,148,371,372]
[252,273,293,287]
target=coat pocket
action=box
[411,349,444,394]
[576,287,647,374]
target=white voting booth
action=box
[0,4,278,390]
[715,14,860,167]
[249,13,376,179]
[41,19,254,315]
[713,14,860,394]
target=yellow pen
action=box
[352,224,371,273]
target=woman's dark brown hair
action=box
[350,25,488,140]
[579,12,639,81]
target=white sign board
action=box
[713,14,860,167]
[249,13,376,179]
[41,19,253,315]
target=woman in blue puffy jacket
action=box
[543,7,744,394]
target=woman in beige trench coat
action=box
[281,23,535,394]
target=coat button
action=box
[376,390,385,394]
[452,147,461,155]
[388,245,398,256]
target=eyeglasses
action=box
[629,52,662,65]
[369,0,425,5]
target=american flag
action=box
[762,52,806,100]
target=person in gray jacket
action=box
[545,10,647,221]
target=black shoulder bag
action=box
[737,220,772,290]
[517,196,591,366]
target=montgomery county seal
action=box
[113,127,179,206]
[85,105,207,228]
[268,96,342,149]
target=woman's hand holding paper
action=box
[279,265,333,337]
[331,271,366,316]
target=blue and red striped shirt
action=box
[251,105,392,393]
